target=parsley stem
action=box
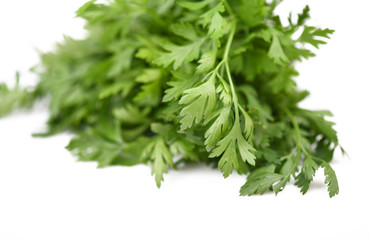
[225,63,239,121]
[222,20,240,121]
[222,0,235,17]
[284,110,303,176]
[285,109,311,169]
[222,20,236,62]
[286,110,301,146]
[289,148,301,176]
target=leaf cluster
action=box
[0,0,341,196]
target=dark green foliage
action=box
[0,0,340,197]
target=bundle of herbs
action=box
[0,0,341,197]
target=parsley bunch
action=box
[0,0,341,197]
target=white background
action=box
[1,0,370,239]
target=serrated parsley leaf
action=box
[171,23,199,41]
[294,172,311,195]
[163,71,198,102]
[302,157,319,181]
[298,109,338,144]
[210,119,256,177]
[142,137,173,188]
[297,5,310,26]
[154,41,203,70]
[201,3,227,41]
[208,11,227,41]
[240,172,283,196]
[291,156,319,194]
[204,106,231,151]
[268,29,289,65]
[179,72,216,130]
[298,26,334,49]
[196,49,217,74]
[66,121,126,168]
[322,162,339,197]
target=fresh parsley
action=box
[0,0,342,197]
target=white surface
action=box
[1,0,370,239]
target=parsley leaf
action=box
[154,41,203,70]
[322,162,340,197]
[179,72,217,130]
[142,137,174,188]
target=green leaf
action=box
[210,120,256,177]
[279,155,294,176]
[272,153,296,194]
[171,23,199,41]
[239,85,272,122]
[134,79,162,106]
[302,157,319,181]
[107,48,135,77]
[294,172,311,195]
[98,78,135,99]
[154,41,203,70]
[240,172,283,196]
[201,3,227,41]
[322,162,339,197]
[179,72,217,130]
[142,137,173,188]
[248,164,276,180]
[113,104,151,125]
[208,11,227,41]
[237,0,267,27]
[298,26,334,49]
[297,5,310,26]
[163,71,198,102]
[170,139,199,161]
[268,29,289,65]
[66,121,126,168]
[135,47,157,63]
[267,67,299,94]
[273,177,290,195]
[0,83,35,117]
[299,109,338,144]
[178,0,210,10]
[75,0,97,17]
[196,49,217,74]
[204,106,231,151]
[135,68,163,83]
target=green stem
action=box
[225,63,239,121]
[285,109,317,176]
[222,0,235,17]
[222,20,240,121]
[222,20,236,62]
[286,110,301,146]
[286,110,309,154]
[289,148,301,176]
[220,0,235,78]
